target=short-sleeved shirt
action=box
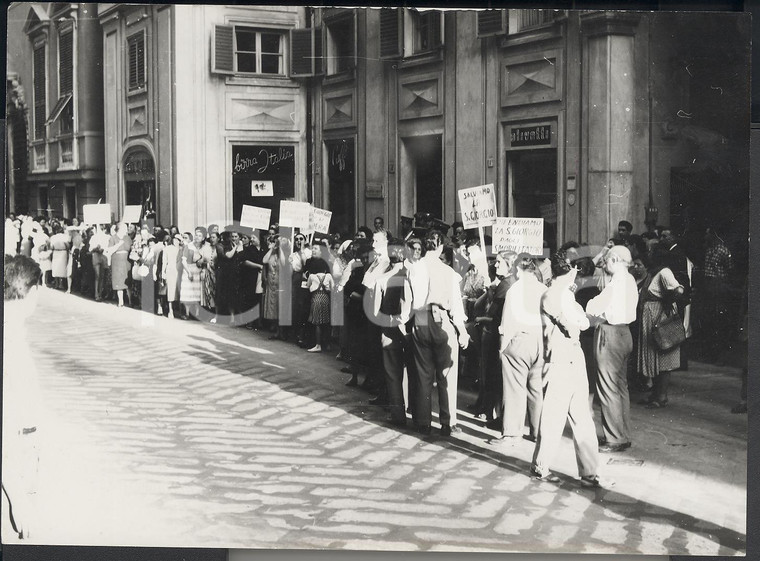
[647,267,683,300]
[704,241,732,279]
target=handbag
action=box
[653,309,686,351]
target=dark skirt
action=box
[308,290,331,325]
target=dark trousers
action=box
[92,253,107,300]
[594,323,633,445]
[381,327,417,423]
[479,329,502,418]
[412,308,459,429]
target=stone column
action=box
[581,11,640,244]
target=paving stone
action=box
[330,509,488,529]
[319,498,451,515]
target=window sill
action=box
[500,22,563,48]
[226,74,296,87]
[127,86,148,97]
[322,68,356,86]
[398,47,444,70]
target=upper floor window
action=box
[509,10,558,34]
[409,10,442,55]
[379,8,444,60]
[235,27,284,75]
[127,31,146,91]
[57,29,74,135]
[325,14,355,75]
[33,42,47,140]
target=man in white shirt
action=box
[530,250,611,487]
[491,255,546,446]
[406,231,470,436]
[585,245,638,452]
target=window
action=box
[509,10,558,34]
[58,29,74,134]
[411,11,441,54]
[60,137,74,164]
[33,43,46,139]
[127,32,146,91]
[325,15,355,75]
[235,27,284,75]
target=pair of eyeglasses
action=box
[295,237,305,242]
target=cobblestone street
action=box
[4,289,747,555]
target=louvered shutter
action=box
[59,30,73,94]
[290,28,315,77]
[127,33,145,90]
[379,8,402,59]
[211,24,234,75]
[477,10,507,38]
[33,45,46,139]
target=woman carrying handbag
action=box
[637,245,686,408]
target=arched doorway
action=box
[123,148,156,225]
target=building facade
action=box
[6,2,106,219]
[97,3,309,230]
[301,8,749,256]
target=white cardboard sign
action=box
[83,204,112,225]
[251,180,274,197]
[310,207,332,234]
[240,205,272,230]
[492,217,545,255]
[279,200,311,229]
[121,205,143,224]
[457,184,497,229]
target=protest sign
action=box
[279,200,311,229]
[457,184,497,229]
[310,208,332,234]
[240,205,272,230]
[121,205,143,224]
[492,217,544,255]
[251,180,274,197]
[83,204,112,225]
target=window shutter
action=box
[379,8,402,59]
[33,45,46,139]
[211,24,234,75]
[313,26,324,75]
[290,28,315,77]
[477,10,507,38]
[127,33,145,90]
[59,30,73,94]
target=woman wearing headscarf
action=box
[49,223,71,290]
[179,230,202,320]
[105,222,132,307]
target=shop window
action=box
[325,15,355,75]
[127,31,146,91]
[33,42,46,139]
[212,25,285,76]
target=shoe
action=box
[486,417,502,431]
[580,475,615,488]
[487,435,520,447]
[307,345,322,353]
[440,424,461,437]
[417,425,432,436]
[645,399,668,409]
[340,366,355,374]
[345,376,358,387]
[530,467,560,483]
[523,434,537,443]
[598,442,631,453]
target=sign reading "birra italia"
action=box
[510,125,552,147]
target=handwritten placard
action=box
[310,208,332,234]
[492,217,544,255]
[279,200,311,229]
[83,204,112,225]
[251,180,273,197]
[240,205,272,230]
[121,205,143,224]
[457,184,497,229]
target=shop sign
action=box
[492,217,544,255]
[458,184,498,229]
[279,200,311,229]
[240,205,272,230]
[232,145,295,176]
[509,125,552,148]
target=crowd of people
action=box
[4,210,748,486]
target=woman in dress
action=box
[239,230,264,328]
[637,244,685,408]
[261,235,284,339]
[49,223,71,290]
[162,234,182,318]
[305,244,333,353]
[198,229,218,314]
[107,222,133,307]
[179,231,202,319]
[214,229,243,325]
[31,223,52,287]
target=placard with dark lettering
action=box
[492,217,545,255]
[457,184,498,229]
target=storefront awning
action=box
[45,93,72,126]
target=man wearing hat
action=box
[585,245,638,452]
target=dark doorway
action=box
[326,138,355,237]
[124,149,156,223]
[507,148,557,253]
[406,134,443,218]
